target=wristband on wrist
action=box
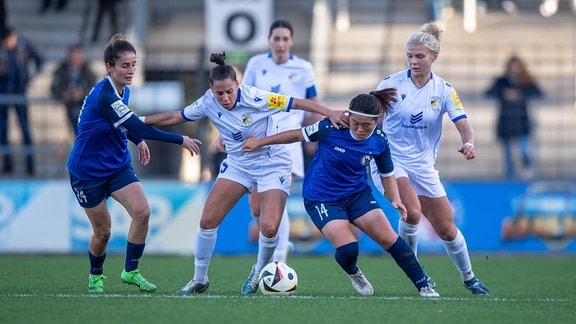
[139,116,146,123]
[464,142,474,147]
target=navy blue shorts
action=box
[304,186,381,231]
[69,165,139,208]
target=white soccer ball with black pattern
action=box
[258,261,298,296]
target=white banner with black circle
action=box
[205,0,272,53]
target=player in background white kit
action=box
[372,23,491,295]
[217,19,320,262]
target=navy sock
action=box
[89,251,106,275]
[335,242,359,275]
[125,242,145,272]
[387,236,428,290]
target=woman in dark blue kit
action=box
[67,34,201,293]
[243,88,439,297]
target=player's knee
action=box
[259,222,277,237]
[406,208,422,223]
[436,225,457,241]
[130,206,150,225]
[94,227,111,244]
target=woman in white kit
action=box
[372,23,490,295]
[142,52,348,295]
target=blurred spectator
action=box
[477,0,517,16]
[51,44,97,136]
[91,0,119,43]
[39,0,68,14]
[539,0,576,17]
[427,0,454,22]
[0,27,44,175]
[485,55,542,180]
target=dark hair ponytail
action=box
[209,52,237,85]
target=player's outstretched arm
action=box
[291,98,349,129]
[142,111,186,127]
[242,129,303,152]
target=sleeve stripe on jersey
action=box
[114,111,134,128]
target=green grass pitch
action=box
[0,254,574,323]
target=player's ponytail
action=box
[103,33,136,67]
[209,52,237,85]
[348,88,397,119]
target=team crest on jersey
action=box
[430,96,441,110]
[267,94,287,109]
[288,72,296,80]
[450,92,463,109]
[361,155,372,166]
[242,113,253,125]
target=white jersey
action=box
[242,53,318,178]
[376,69,467,170]
[181,84,293,168]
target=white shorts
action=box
[393,163,447,198]
[217,154,293,196]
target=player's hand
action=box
[457,142,476,160]
[215,134,226,153]
[391,200,408,221]
[328,110,349,129]
[181,136,202,156]
[137,140,151,165]
[242,137,262,152]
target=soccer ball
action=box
[258,261,298,296]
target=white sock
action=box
[398,220,419,256]
[443,228,475,282]
[256,232,278,271]
[272,207,290,262]
[193,227,218,283]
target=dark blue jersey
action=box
[67,77,138,180]
[302,118,394,202]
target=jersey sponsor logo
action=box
[271,84,281,93]
[267,94,288,109]
[254,97,263,102]
[334,146,345,153]
[430,96,441,110]
[242,112,253,125]
[111,100,130,117]
[218,112,223,118]
[410,111,423,124]
[401,93,407,100]
[279,176,286,184]
[450,92,463,109]
[361,155,372,166]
